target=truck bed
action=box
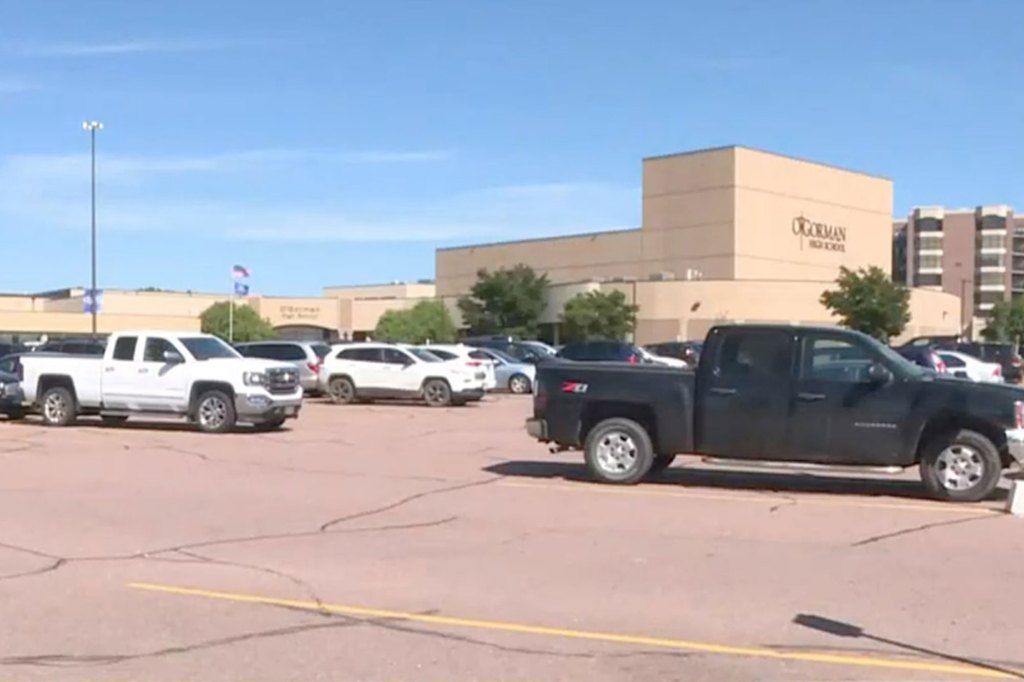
[20,355,104,406]
[534,360,696,454]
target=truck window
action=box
[144,337,178,362]
[714,331,793,382]
[801,335,874,383]
[111,336,137,361]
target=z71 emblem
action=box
[561,381,588,394]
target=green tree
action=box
[980,299,1024,342]
[457,264,549,337]
[560,289,639,342]
[200,301,277,342]
[819,266,911,341]
[374,300,458,344]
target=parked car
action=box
[33,337,106,356]
[420,344,497,391]
[0,342,26,358]
[636,347,688,368]
[463,337,556,364]
[900,337,1023,383]
[895,345,948,374]
[320,343,486,407]
[555,341,648,364]
[235,340,331,394]
[935,350,1003,383]
[0,368,25,419]
[526,323,1024,502]
[18,331,302,432]
[465,346,536,394]
[644,341,703,366]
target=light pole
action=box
[83,121,103,337]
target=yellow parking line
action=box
[497,480,1002,515]
[128,581,1015,678]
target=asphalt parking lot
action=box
[1,395,1022,682]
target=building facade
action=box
[893,206,1024,335]
[438,145,960,343]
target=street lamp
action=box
[82,121,103,337]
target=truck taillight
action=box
[533,380,547,413]
[1015,400,1024,429]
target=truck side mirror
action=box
[163,350,184,364]
[866,362,892,384]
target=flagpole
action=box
[229,278,235,343]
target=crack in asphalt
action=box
[849,513,997,547]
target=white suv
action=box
[320,343,486,407]
[420,344,497,391]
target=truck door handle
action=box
[710,387,737,396]
[104,367,115,373]
[797,392,826,401]
[138,368,149,374]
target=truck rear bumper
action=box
[1006,428,1024,465]
[526,417,547,440]
[235,393,302,423]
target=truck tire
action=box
[40,386,77,427]
[327,376,356,405]
[194,389,236,434]
[583,417,655,485]
[919,429,1002,502]
[423,379,452,407]
[647,454,677,477]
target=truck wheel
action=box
[40,387,77,427]
[920,429,1002,502]
[647,454,677,477]
[195,390,236,434]
[327,377,356,405]
[508,374,532,394]
[584,417,654,484]
[423,379,452,407]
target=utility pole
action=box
[83,121,103,337]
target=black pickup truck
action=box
[526,324,1024,502]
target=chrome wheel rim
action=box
[510,376,529,393]
[936,445,984,491]
[595,430,638,475]
[425,382,446,404]
[44,392,67,422]
[198,396,228,429]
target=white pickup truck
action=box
[18,330,303,433]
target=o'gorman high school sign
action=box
[792,215,846,253]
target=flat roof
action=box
[437,226,641,253]
[642,144,892,182]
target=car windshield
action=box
[407,347,441,362]
[486,348,520,363]
[180,336,241,360]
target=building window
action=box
[976,291,1006,305]
[915,254,943,270]
[978,215,1007,231]
[913,234,943,251]
[979,253,1004,268]
[915,217,943,233]
[978,272,1005,286]
[915,273,942,287]
[978,234,1006,249]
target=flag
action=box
[234,282,250,296]
[232,264,250,279]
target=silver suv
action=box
[235,341,331,394]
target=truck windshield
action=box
[180,336,241,361]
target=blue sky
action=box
[1,0,1021,296]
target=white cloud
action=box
[11,39,234,58]
[0,150,635,243]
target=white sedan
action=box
[420,344,498,391]
[936,350,1003,383]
